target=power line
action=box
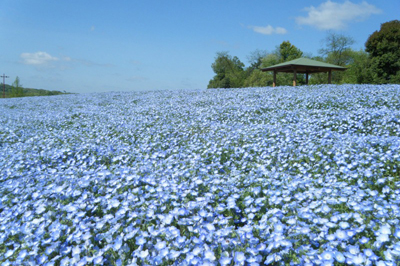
[1,74,9,98]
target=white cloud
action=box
[296,1,382,30]
[20,51,59,65]
[249,25,287,35]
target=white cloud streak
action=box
[249,25,288,35]
[20,51,59,65]
[296,1,382,30]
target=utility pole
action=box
[1,74,9,98]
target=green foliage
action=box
[278,41,303,62]
[207,52,246,89]
[265,44,306,86]
[243,69,271,87]
[246,49,267,72]
[10,76,24,97]
[341,50,374,84]
[365,20,400,84]
[208,21,400,88]
[244,53,280,87]
[317,32,356,84]
[319,32,355,66]
[1,83,70,98]
[208,42,306,89]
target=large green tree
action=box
[365,20,400,83]
[277,41,305,85]
[278,41,303,62]
[207,52,246,88]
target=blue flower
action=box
[4,250,14,258]
[334,251,346,263]
[376,233,390,243]
[363,249,375,258]
[37,254,48,264]
[136,235,147,246]
[155,240,166,250]
[234,251,246,264]
[339,221,350,229]
[138,249,149,259]
[352,254,366,265]
[264,254,275,265]
[321,251,334,261]
[93,256,103,265]
[219,255,231,265]
[347,245,360,255]
[379,224,392,235]
[359,236,369,244]
[204,250,216,261]
[394,229,400,238]
[335,230,348,240]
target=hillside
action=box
[1,84,69,98]
[1,85,400,265]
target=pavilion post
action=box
[328,70,332,84]
[306,72,309,85]
[293,69,297,86]
[273,70,276,87]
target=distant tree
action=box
[249,49,305,87]
[278,41,303,62]
[243,69,270,87]
[242,50,269,87]
[246,49,267,72]
[319,32,355,66]
[342,50,374,84]
[276,42,305,85]
[365,20,400,83]
[318,32,355,84]
[11,76,24,97]
[208,52,246,88]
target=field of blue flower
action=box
[1,84,400,266]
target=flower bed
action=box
[1,85,400,265]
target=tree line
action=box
[2,76,69,98]
[208,20,400,88]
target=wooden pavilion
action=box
[261,57,346,87]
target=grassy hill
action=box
[1,84,400,265]
[1,84,70,98]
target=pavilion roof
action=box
[261,57,346,74]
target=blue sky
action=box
[0,0,398,93]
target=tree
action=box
[242,50,269,87]
[275,41,305,85]
[318,32,355,84]
[319,32,355,66]
[246,49,267,72]
[278,41,303,62]
[11,76,24,97]
[341,50,374,84]
[365,20,400,83]
[208,52,246,88]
